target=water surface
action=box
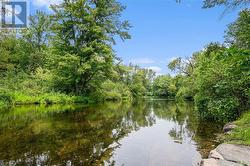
[0,100,222,166]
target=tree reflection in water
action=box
[0,100,222,165]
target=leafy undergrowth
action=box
[226,111,250,146]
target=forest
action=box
[0,0,249,124]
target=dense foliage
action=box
[166,9,250,123]
[152,75,176,98]
[0,0,155,106]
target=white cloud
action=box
[32,0,62,9]
[130,58,155,64]
[147,66,162,73]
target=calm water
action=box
[0,100,222,166]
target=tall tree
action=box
[22,11,50,51]
[168,57,195,76]
[50,0,131,94]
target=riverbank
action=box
[201,143,250,166]
[201,111,250,166]
[0,92,93,108]
[225,111,250,146]
[0,90,133,109]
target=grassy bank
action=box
[0,91,94,108]
[226,111,250,146]
[0,89,133,109]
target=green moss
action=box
[226,111,250,146]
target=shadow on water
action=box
[0,100,222,166]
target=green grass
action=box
[226,111,250,146]
[0,88,131,109]
[0,91,93,107]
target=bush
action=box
[196,95,240,123]
[0,90,13,105]
[152,75,177,98]
[95,80,132,101]
[194,47,249,123]
[176,86,193,101]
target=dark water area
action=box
[0,100,222,166]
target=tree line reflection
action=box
[0,100,221,165]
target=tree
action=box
[0,31,17,74]
[202,0,250,9]
[0,30,39,73]
[22,11,50,51]
[225,9,250,49]
[126,64,155,97]
[152,75,176,97]
[50,0,131,94]
[168,57,195,76]
[193,46,250,122]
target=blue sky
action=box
[30,0,240,75]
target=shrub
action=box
[176,86,193,101]
[95,80,132,101]
[194,47,250,123]
[0,90,13,105]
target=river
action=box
[0,99,222,166]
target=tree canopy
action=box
[202,0,250,8]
